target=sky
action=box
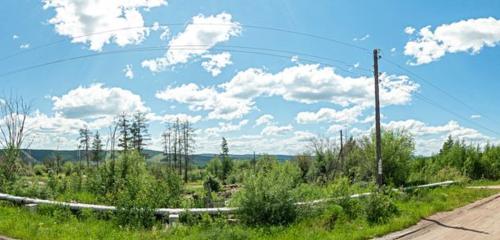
[1,0,500,155]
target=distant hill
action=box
[19,149,294,166]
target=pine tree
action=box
[92,131,103,167]
[220,137,232,182]
[78,127,91,168]
[117,113,132,152]
[130,112,150,154]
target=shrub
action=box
[365,190,399,224]
[236,162,300,226]
[204,175,221,193]
[33,164,47,176]
[331,178,363,219]
[320,204,343,230]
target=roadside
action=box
[376,186,500,240]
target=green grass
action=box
[0,186,498,240]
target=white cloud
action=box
[205,119,249,136]
[327,124,345,134]
[24,111,100,149]
[201,52,233,76]
[255,114,274,126]
[390,48,396,53]
[220,64,418,107]
[261,124,293,136]
[353,34,370,41]
[404,26,416,35]
[471,114,482,119]
[383,119,491,155]
[404,17,500,65]
[123,64,134,79]
[155,83,253,120]
[147,113,202,123]
[43,0,166,51]
[52,83,149,119]
[157,64,418,120]
[194,130,316,155]
[142,12,241,72]
[19,43,30,49]
[296,106,365,124]
[12,35,19,40]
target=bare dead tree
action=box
[0,95,31,182]
[182,120,195,183]
[161,123,172,167]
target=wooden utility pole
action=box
[339,130,344,171]
[373,49,383,187]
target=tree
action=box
[92,131,104,167]
[220,137,233,182]
[308,137,339,184]
[117,113,132,152]
[207,157,223,179]
[161,125,172,167]
[0,95,31,183]
[130,112,150,154]
[182,120,195,183]
[78,127,91,168]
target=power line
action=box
[381,57,499,126]
[0,23,371,63]
[0,45,369,78]
[412,92,500,137]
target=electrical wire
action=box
[0,44,369,78]
[0,22,371,63]
[381,56,500,127]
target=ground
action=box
[378,186,500,240]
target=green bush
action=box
[365,190,399,224]
[331,178,363,219]
[320,204,343,230]
[236,162,300,226]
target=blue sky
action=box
[1,0,500,155]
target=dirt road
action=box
[377,186,500,240]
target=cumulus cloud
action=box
[147,113,202,123]
[404,17,500,65]
[23,111,93,149]
[295,106,365,124]
[383,119,491,155]
[327,124,345,134]
[255,114,274,126]
[142,12,241,72]
[12,34,19,40]
[155,83,252,120]
[123,64,134,79]
[19,43,30,49]
[194,130,316,155]
[157,64,418,120]
[220,64,418,107]
[353,34,370,41]
[52,83,148,119]
[201,52,233,76]
[404,26,415,35]
[470,114,481,119]
[261,124,293,136]
[43,0,166,51]
[205,119,249,136]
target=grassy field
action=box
[0,184,498,240]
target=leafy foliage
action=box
[236,161,300,226]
